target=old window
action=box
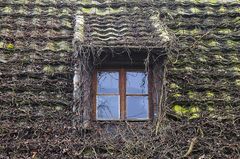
[93,68,152,121]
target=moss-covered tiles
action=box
[0,0,239,114]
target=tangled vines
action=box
[1,107,239,158]
[1,0,240,158]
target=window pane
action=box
[97,95,120,120]
[126,72,148,94]
[97,72,119,94]
[126,96,148,119]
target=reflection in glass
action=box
[97,95,120,120]
[126,72,148,94]
[126,96,148,119]
[97,72,119,94]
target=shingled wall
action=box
[165,0,240,113]
[0,0,239,158]
[0,1,76,157]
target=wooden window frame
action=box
[92,68,153,121]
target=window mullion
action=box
[92,70,97,120]
[120,68,126,120]
[148,69,153,119]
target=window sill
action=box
[93,119,153,123]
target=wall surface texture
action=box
[0,0,239,158]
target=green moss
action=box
[231,66,240,72]
[219,6,227,13]
[0,42,4,49]
[43,65,55,74]
[188,91,197,99]
[206,10,214,15]
[198,57,206,62]
[175,29,189,35]
[208,40,219,47]
[176,7,186,14]
[56,65,66,72]
[198,55,208,62]
[214,55,225,61]
[226,40,238,48]
[61,19,72,28]
[218,29,231,34]
[185,66,194,72]
[47,7,56,15]
[2,6,13,14]
[189,105,201,119]
[222,93,231,101]
[35,0,43,4]
[217,68,225,74]
[169,83,180,89]
[18,7,26,14]
[190,7,201,14]
[208,0,218,4]
[233,17,240,25]
[207,106,215,112]
[229,54,239,62]
[81,0,92,5]
[18,0,30,4]
[59,53,65,57]
[235,7,240,13]
[82,7,92,13]
[55,106,63,111]
[192,0,201,3]
[173,105,189,116]
[33,7,42,14]
[235,79,240,86]
[6,43,14,50]
[32,18,40,25]
[206,91,214,98]
[61,8,71,16]
[189,106,200,113]
[96,8,116,15]
[44,42,56,51]
[96,8,105,15]
[190,29,200,35]
[57,41,70,51]
[109,7,123,14]
[189,113,200,119]
[173,93,182,98]
[172,104,202,119]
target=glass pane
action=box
[97,95,120,120]
[126,72,148,94]
[97,72,119,94]
[126,96,148,119]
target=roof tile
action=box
[74,4,172,48]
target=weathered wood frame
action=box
[92,68,153,121]
[73,46,166,129]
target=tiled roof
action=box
[0,0,239,107]
[0,0,239,52]
[0,0,240,158]
[0,2,74,52]
[0,0,76,110]
[74,4,171,48]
